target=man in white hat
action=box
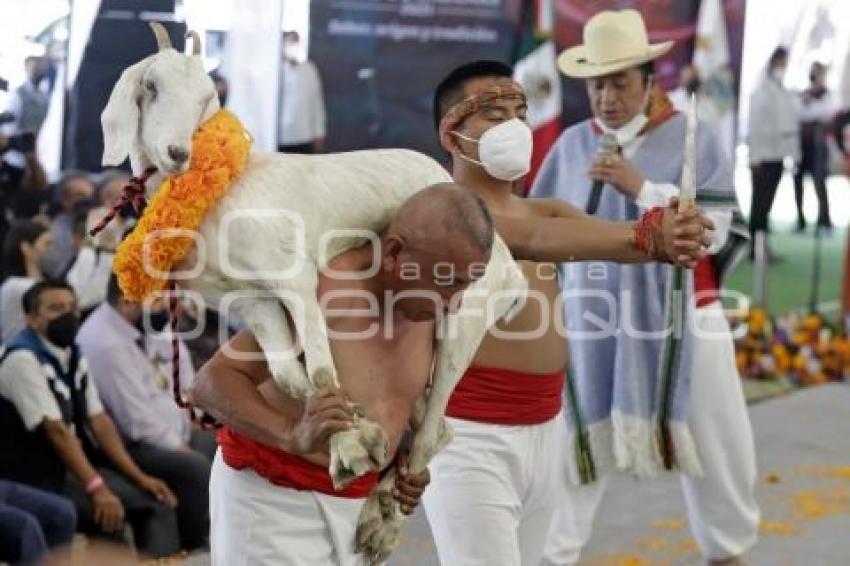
[530,9,759,566]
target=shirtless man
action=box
[193,66,710,566]
[421,61,711,565]
[193,185,495,565]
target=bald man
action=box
[194,184,495,566]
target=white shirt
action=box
[0,333,103,431]
[748,75,800,164]
[0,276,36,343]
[797,89,837,124]
[65,247,114,312]
[623,133,732,254]
[76,303,194,450]
[0,81,49,169]
[278,59,326,146]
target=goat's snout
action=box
[167,145,190,165]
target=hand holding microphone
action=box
[586,135,646,208]
[585,132,618,214]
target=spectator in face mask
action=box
[0,280,180,557]
[747,46,799,260]
[0,56,50,176]
[40,171,96,278]
[277,31,326,154]
[77,274,214,552]
[0,220,52,343]
[793,62,836,234]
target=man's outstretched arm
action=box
[495,199,712,267]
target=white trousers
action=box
[209,451,367,566]
[422,411,569,566]
[542,302,760,564]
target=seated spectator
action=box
[0,479,76,564]
[66,212,113,317]
[0,220,51,342]
[0,280,181,557]
[40,171,95,278]
[78,274,214,551]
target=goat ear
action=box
[101,58,150,167]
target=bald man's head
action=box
[389,182,494,257]
[380,183,494,322]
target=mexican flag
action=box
[513,0,562,194]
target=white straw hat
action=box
[558,9,674,78]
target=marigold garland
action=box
[113,110,251,301]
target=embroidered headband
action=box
[438,78,526,150]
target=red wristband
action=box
[633,207,666,260]
[85,474,104,494]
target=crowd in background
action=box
[0,27,329,562]
[0,27,848,564]
[0,53,232,563]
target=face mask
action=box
[148,309,171,333]
[686,78,701,94]
[284,44,300,61]
[453,118,532,181]
[46,312,79,348]
[593,78,653,146]
[594,113,649,146]
[136,309,171,334]
[771,67,786,83]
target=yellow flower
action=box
[114,110,251,302]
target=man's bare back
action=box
[230,242,436,468]
[473,194,567,374]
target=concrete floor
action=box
[393,383,850,566]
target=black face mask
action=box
[118,200,139,219]
[136,309,171,334]
[686,78,701,95]
[46,312,79,348]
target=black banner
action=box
[310,0,522,161]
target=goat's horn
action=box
[186,30,202,56]
[149,22,173,51]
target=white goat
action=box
[101,23,527,562]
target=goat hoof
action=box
[359,417,390,469]
[312,366,339,390]
[355,489,384,552]
[329,429,373,490]
[364,517,402,566]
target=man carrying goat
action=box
[194,184,493,565]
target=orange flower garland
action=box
[113,110,252,302]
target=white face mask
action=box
[771,67,786,84]
[594,113,649,146]
[593,77,653,146]
[453,118,533,181]
[284,44,300,61]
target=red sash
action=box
[694,257,719,308]
[217,428,378,498]
[445,366,565,425]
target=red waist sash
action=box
[445,365,565,425]
[217,428,378,498]
[694,257,719,308]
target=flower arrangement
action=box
[734,307,850,386]
[113,110,252,302]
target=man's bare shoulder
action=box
[206,329,273,386]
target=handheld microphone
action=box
[585,132,618,214]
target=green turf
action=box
[724,224,847,318]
